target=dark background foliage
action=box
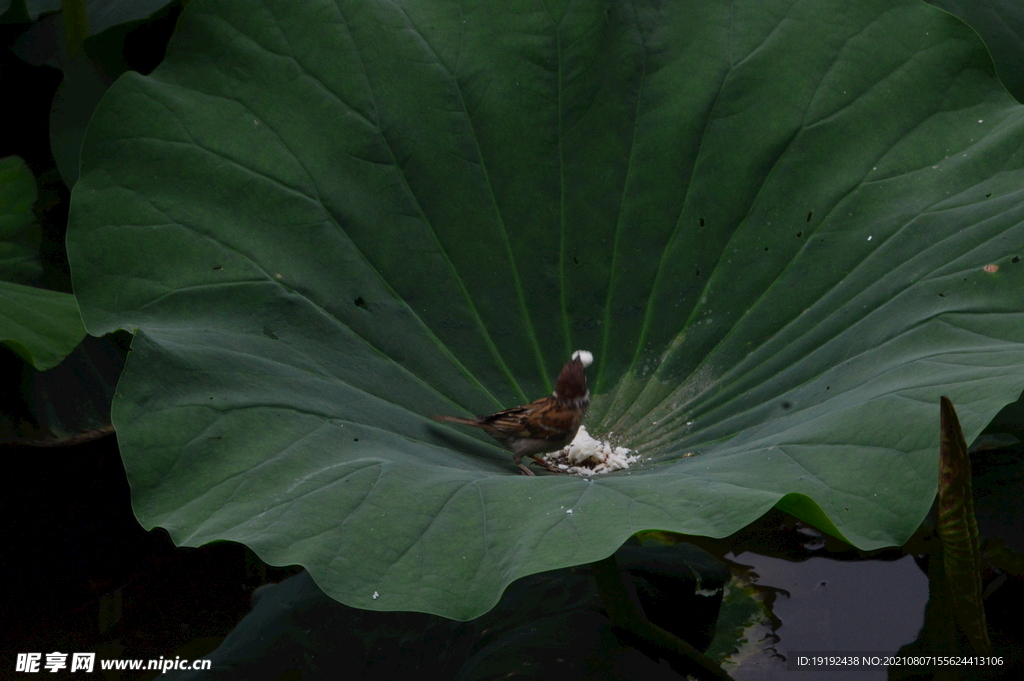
[3,0,1024,678]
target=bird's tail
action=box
[430,414,483,428]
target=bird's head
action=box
[554,350,592,406]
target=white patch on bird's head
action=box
[572,350,593,367]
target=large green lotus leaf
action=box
[67,0,1024,619]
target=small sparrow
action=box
[432,350,593,475]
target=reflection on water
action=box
[724,552,929,680]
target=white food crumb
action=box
[572,349,593,367]
[540,425,640,475]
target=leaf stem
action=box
[61,0,90,58]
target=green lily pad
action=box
[1,156,86,371]
[0,155,42,285]
[67,0,1024,619]
[0,280,87,371]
